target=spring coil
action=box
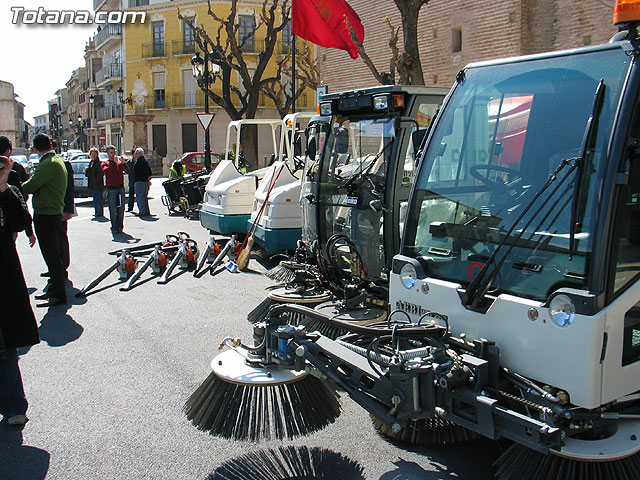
[337,340,434,366]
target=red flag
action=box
[292,0,364,59]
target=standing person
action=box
[21,134,68,308]
[101,145,129,235]
[0,136,35,247]
[0,155,40,426]
[132,147,152,217]
[126,147,136,212]
[86,147,105,218]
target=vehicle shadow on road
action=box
[377,440,501,479]
[0,423,50,480]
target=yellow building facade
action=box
[122,0,313,167]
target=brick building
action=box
[0,80,27,149]
[318,0,619,93]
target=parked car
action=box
[28,153,39,170]
[176,152,222,173]
[71,159,128,197]
[71,159,91,197]
[10,155,31,178]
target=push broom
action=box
[236,162,287,271]
[208,446,365,480]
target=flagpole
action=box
[291,1,296,114]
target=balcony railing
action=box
[142,43,166,58]
[146,94,169,109]
[172,40,196,56]
[275,41,305,55]
[95,63,122,85]
[172,91,204,108]
[94,24,122,48]
[239,38,265,53]
[95,104,123,122]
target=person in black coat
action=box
[132,147,152,216]
[0,156,39,426]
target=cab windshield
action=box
[403,47,630,301]
[318,117,396,279]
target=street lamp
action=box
[191,49,220,172]
[89,95,95,148]
[117,86,125,153]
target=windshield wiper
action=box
[461,157,578,309]
[461,80,606,310]
[342,138,394,189]
[569,79,605,260]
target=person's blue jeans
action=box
[91,189,104,217]
[0,329,28,419]
[134,181,150,215]
[106,187,125,233]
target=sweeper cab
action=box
[250,86,447,323]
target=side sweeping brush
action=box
[184,347,341,441]
[208,446,365,480]
[372,416,479,447]
[494,443,640,480]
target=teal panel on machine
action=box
[250,221,301,252]
[200,210,250,235]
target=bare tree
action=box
[348,0,429,85]
[179,0,319,168]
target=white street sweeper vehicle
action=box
[199,119,282,236]
[247,112,316,253]
[185,10,640,478]
[247,86,447,324]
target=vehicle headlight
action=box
[549,294,576,328]
[400,263,417,290]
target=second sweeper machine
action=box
[184,8,640,478]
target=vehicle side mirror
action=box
[306,136,317,162]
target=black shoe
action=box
[40,272,51,278]
[36,297,67,308]
[34,292,51,300]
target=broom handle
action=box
[239,163,286,251]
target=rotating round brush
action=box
[208,446,365,480]
[372,416,479,447]
[184,348,341,441]
[495,443,640,480]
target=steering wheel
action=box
[470,164,523,192]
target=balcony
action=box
[238,38,265,54]
[172,91,204,108]
[275,41,305,55]
[172,40,196,56]
[146,92,169,109]
[95,63,122,87]
[142,43,166,58]
[94,24,122,50]
[95,104,123,122]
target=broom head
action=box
[184,348,341,441]
[236,237,253,271]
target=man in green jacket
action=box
[22,134,68,307]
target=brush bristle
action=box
[208,446,365,480]
[372,416,479,446]
[264,263,296,283]
[184,371,341,441]
[246,297,277,324]
[495,443,640,480]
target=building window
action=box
[129,0,149,7]
[584,35,592,46]
[433,74,438,84]
[153,72,166,108]
[282,20,292,51]
[184,18,195,53]
[238,15,255,51]
[452,27,462,53]
[153,21,165,56]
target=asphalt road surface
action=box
[1,180,502,479]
